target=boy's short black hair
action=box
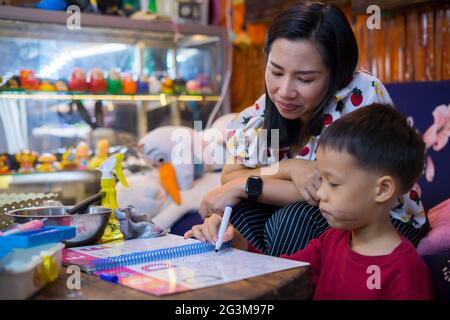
[318,104,425,193]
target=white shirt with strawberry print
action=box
[226,70,426,228]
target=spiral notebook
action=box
[62,234,308,296]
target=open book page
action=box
[62,234,309,295]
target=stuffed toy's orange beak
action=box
[159,162,181,205]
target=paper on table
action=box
[63,234,309,295]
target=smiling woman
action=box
[188,2,429,257]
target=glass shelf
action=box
[0,90,220,102]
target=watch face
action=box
[247,177,262,195]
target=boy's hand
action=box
[184,213,235,244]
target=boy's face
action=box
[315,147,384,230]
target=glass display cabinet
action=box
[0,6,229,204]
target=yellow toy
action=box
[75,142,90,171]
[36,153,61,172]
[161,77,174,94]
[97,153,129,244]
[15,150,37,173]
[0,155,10,174]
[61,146,78,170]
[89,139,109,170]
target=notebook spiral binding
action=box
[91,241,232,272]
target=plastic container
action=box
[0,242,64,300]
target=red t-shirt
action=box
[277,229,433,300]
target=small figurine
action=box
[39,80,56,91]
[197,74,213,94]
[0,154,10,174]
[148,76,161,94]
[89,68,107,93]
[89,139,109,170]
[69,68,88,92]
[122,74,137,94]
[136,75,149,93]
[173,78,186,95]
[54,80,69,91]
[186,79,201,95]
[75,141,90,171]
[36,153,61,172]
[61,146,78,170]
[20,70,40,90]
[161,77,174,94]
[107,69,122,94]
[15,150,37,173]
[1,76,20,90]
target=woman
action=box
[192,2,427,256]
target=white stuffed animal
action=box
[116,113,237,231]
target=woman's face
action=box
[265,38,331,121]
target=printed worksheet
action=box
[63,234,309,295]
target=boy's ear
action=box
[374,175,396,203]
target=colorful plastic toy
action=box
[173,78,187,95]
[20,70,40,90]
[186,79,201,94]
[15,150,37,173]
[122,74,137,94]
[36,153,61,172]
[137,75,149,93]
[69,68,88,92]
[1,76,20,90]
[39,80,56,91]
[89,68,107,93]
[107,70,122,94]
[54,80,68,91]
[148,76,161,94]
[161,77,174,94]
[75,141,90,171]
[0,154,10,174]
[89,139,109,170]
[61,146,78,170]
[197,74,213,94]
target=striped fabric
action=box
[230,200,428,257]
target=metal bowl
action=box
[5,206,111,247]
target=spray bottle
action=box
[97,153,129,244]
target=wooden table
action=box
[33,266,312,300]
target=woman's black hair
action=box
[263,1,358,147]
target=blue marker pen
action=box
[99,273,119,283]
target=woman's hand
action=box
[286,159,321,207]
[184,214,235,244]
[198,178,245,219]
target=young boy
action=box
[185,104,433,299]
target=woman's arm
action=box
[200,159,320,218]
[221,161,290,185]
[226,176,305,207]
[222,159,321,206]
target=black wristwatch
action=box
[245,176,263,203]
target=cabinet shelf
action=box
[0,90,220,102]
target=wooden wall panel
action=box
[226,1,449,113]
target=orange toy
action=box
[0,155,10,174]
[122,74,137,94]
[15,150,37,173]
[20,70,40,90]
